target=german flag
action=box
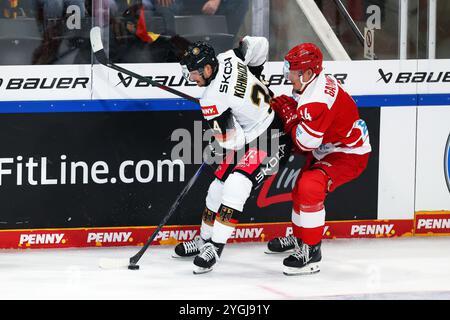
[122,3,192,62]
[135,5,160,43]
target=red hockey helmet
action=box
[283,43,323,79]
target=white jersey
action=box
[199,49,274,150]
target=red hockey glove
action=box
[270,95,299,134]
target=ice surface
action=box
[1,237,450,300]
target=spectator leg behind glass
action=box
[170,0,249,47]
[151,1,177,35]
[215,0,249,42]
[32,0,86,64]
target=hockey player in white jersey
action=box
[174,37,293,274]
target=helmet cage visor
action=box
[182,65,205,82]
[283,60,303,82]
[181,64,190,81]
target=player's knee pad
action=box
[205,178,224,213]
[293,169,328,211]
[221,172,253,212]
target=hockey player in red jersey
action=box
[267,43,371,275]
[174,37,293,274]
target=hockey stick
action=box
[91,26,207,270]
[331,0,365,46]
[331,0,379,60]
[99,161,208,270]
[89,26,199,104]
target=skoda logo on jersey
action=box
[445,133,450,193]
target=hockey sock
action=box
[200,207,216,240]
[292,169,327,245]
[211,204,240,245]
[292,206,325,245]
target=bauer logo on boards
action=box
[377,68,450,84]
[116,72,133,87]
[0,77,89,90]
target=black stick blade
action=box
[128,264,140,270]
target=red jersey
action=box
[292,73,371,160]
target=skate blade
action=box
[283,263,320,276]
[171,254,196,259]
[264,249,294,254]
[193,266,213,275]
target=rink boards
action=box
[0,59,449,249]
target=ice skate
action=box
[283,241,322,275]
[265,234,299,254]
[173,236,208,258]
[193,242,224,274]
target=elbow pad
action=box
[240,36,269,67]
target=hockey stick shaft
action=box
[104,61,199,104]
[332,0,365,46]
[89,27,199,104]
[129,161,208,266]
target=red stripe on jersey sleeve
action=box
[291,126,315,152]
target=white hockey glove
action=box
[203,136,225,166]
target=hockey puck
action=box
[128,264,140,270]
